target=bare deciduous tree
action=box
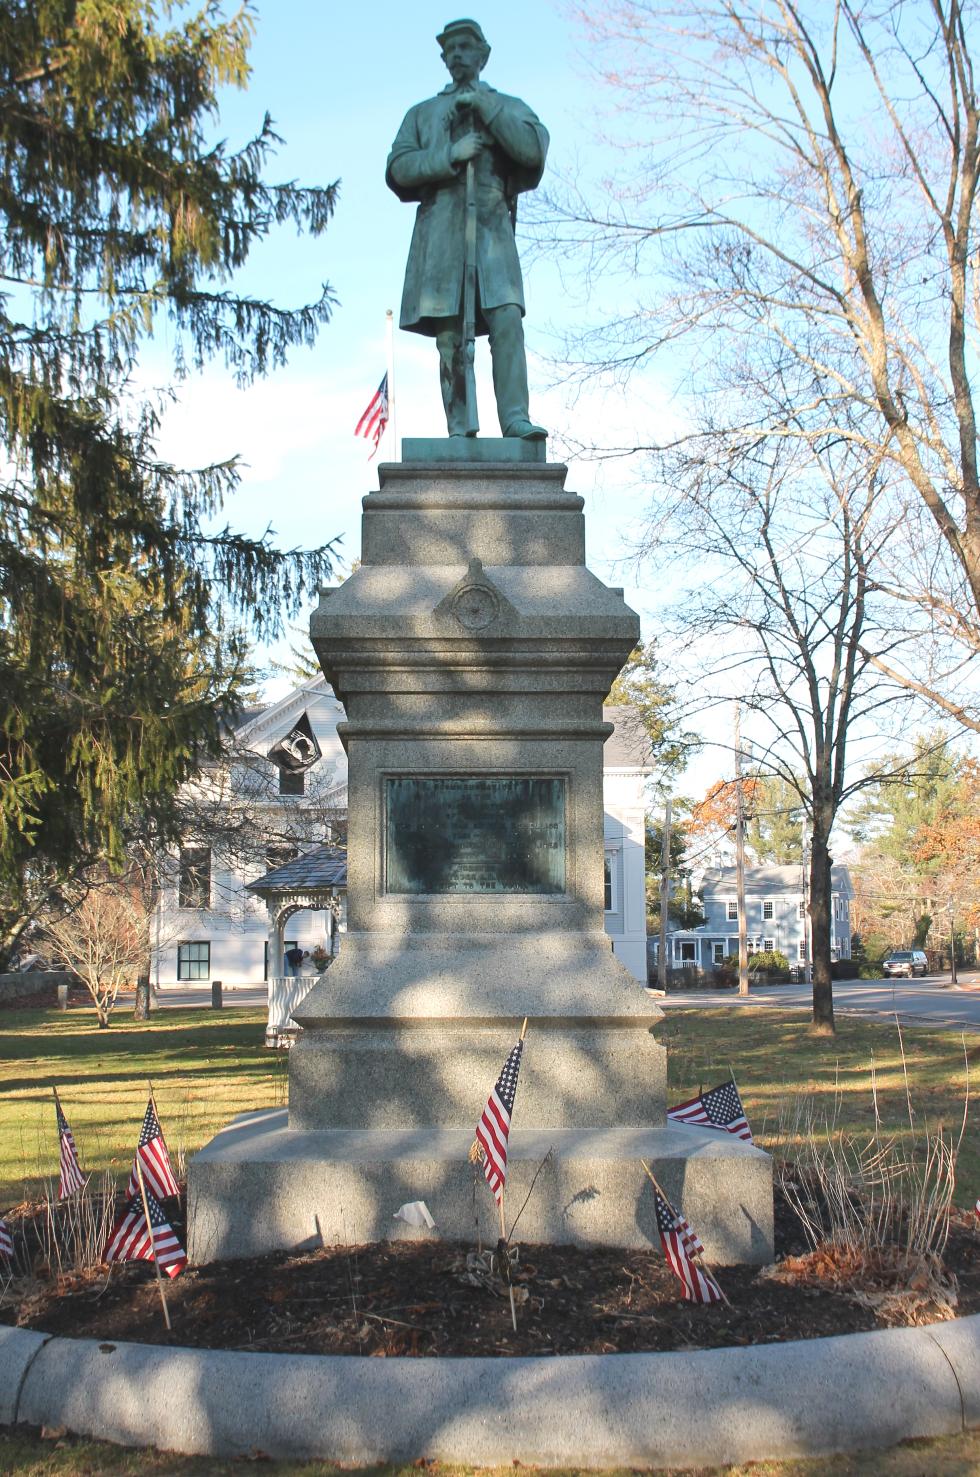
[650,425,917,1030]
[43,874,156,1028]
[539,0,980,727]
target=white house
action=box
[152,683,651,987]
[660,863,854,973]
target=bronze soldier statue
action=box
[386,19,548,440]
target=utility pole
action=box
[949,900,958,988]
[734,704,749,997]
[658,797,672,992]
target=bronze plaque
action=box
[385,775,566,894]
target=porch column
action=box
[268,900,285,980]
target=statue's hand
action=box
[450,132,484,164]
[454,89,483,114]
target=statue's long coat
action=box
[386,81,548,337]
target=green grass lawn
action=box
[0,1002,977,1211]
[659,1006,980,1210]
[2,1427,980,1475]
[0,1005,285,1203]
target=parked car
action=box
[882,949,929,978]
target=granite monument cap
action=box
[437,18,489,49]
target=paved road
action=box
[153,984,268,1010]
[151,974,980,1031]
[656,972,980,1031]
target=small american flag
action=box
[355,373,389,458]
[127,1096,179,1202]
[105,1189,187,1278]
[55,1094,86,1198]
[475,1040,524,1204]
[0,1216,13,1261]
[667,1076,753,1143]
[654,1187,723,1304]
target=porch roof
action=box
[246,844,347,896]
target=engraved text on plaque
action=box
[385,775,566,894]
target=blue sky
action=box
[142,2,978,820]
[153,1,676,693]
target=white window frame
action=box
[177,941,210,981]
[712,941,725,964]
[603,849,620,913]
[798,938,807,960]
[763,937,775,954]
[798,898,806,919]
[762,899,774,920]
[726,898,738,921]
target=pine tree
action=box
[847,735,965,867]
[605,642,695,777]
[0,2,340,958]
[746,776,804,865]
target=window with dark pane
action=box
[177,941,210,981]
[178,847,211,909]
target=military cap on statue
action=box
[436,18,490,50]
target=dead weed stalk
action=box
[17,1172,118,1282]
[765,1028,969,1324]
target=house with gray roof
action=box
[659,863,854,973]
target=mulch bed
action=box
[2,1190,978,1358]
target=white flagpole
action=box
[385,308,398,459]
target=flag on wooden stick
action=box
[474,1039,524,1205]
[54,1091,86,1198]
[105,1189,187,1279]
[127,1095,180,1201]
[653,1185,724,1304]
[0,1216,13,1261]
[667,1076,753,1142]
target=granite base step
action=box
[187,1113,773,1265]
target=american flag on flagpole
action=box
[475,1040,524,1204]
[105,1189,187,1278]
[0,1216,13,1261]
[55,1094,86,1198]
[355,373,389,458]
[667,1076,753,1143]
[127,1096,180,1202]
[653,1186,723,1304]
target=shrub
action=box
[723,950,790,979]
[749,949,790,974]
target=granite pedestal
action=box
[188,442,773,1263]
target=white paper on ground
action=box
[392,1200,436,1229]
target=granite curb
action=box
[0,1314,978,1465]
